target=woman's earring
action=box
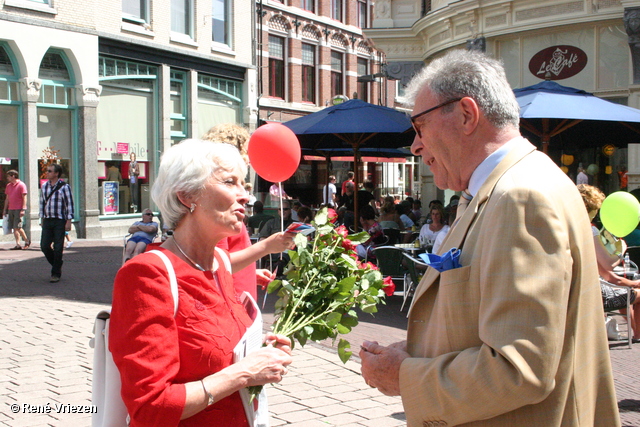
[190,203,196,213]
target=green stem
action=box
[276,268,321,333]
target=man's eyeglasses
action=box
[410,98,463,139]
[143,213,153,217]
[282,208,291,211]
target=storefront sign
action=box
[529,45,587,80]
[116,142,130,154]
[602,144,616,157]
[103,181,119,215]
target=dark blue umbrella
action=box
[283,99,415,230]
[283,99,415,151]
[514,81,640,152]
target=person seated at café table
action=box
[124,209,159,262]
[578,184,640,342]
[296,206,313,224]
[396,202,415,230]
[355,205,385,260]
[247,201,274,234]
[259,200,294,239]
[419,203,449,253]
[379,200,404,231]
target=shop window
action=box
[0,43,21,213]
[301,43,316,103]
[212,0,231,48]
[122,0,149,24]
[269,35,285,99]
[197,74,243,137]
[98,56,158,214]
[37,49,76,220]
[331,51,344,97]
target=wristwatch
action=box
[201,380,214,406]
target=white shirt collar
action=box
[467,136,525,197]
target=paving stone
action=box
[1,240,638,427]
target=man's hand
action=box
[65,219,72,232]
[359,340,409,396]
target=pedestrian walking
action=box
[3,170,30,250]
[39,163,74,283]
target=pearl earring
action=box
[190,203,196,213]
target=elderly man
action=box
[124,209,158,261]
[359,50,619,426]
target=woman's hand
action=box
[264,332,292,355]
[239,345,292,387]
[263,232,295,254]
[256,269,276,289]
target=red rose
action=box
[335,225,349,238]
[365,262,378,271]
[342,238,356,251]
[327,208,338,223]
[383,276,395,297]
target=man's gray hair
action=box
[151,139,247,229]
[404,50,520,129]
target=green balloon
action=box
[600,191,640,237]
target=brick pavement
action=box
[0,239,637,426]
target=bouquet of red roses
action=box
[267,207,394,362]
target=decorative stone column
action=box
[76,84,102,238]
[20,77,42,242]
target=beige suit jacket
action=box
[400,139,619,426]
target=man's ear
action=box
[458,97,480,135]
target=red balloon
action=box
[248,123,301,182]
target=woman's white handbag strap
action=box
[148,250,178,316]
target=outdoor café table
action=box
[395,243,424,256]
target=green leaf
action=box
[294,232,308,249]
[338,339,352,364]
[326,312,342,328]
[267,279,282,294]
[341,314,359,328]
[314,207,328,225]
[340,253,358,269]
[317,224,334,235]
[347,231,371,244]
[337,276,357,295]
[336,323,351,334]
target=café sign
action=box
[529,45,587,80]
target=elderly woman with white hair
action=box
[109,139,292,427]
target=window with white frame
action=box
[357,0,368,28]
[332,0,343,22]
[212,0,231,47]
[4,0,55,13]
[301,43,316,103]
[171,0,193,37]
[269,35,285,99]
[122,0,148,23]
[330,51,344,97]
[302,0,314,13]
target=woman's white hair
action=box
[152,139,247,229]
